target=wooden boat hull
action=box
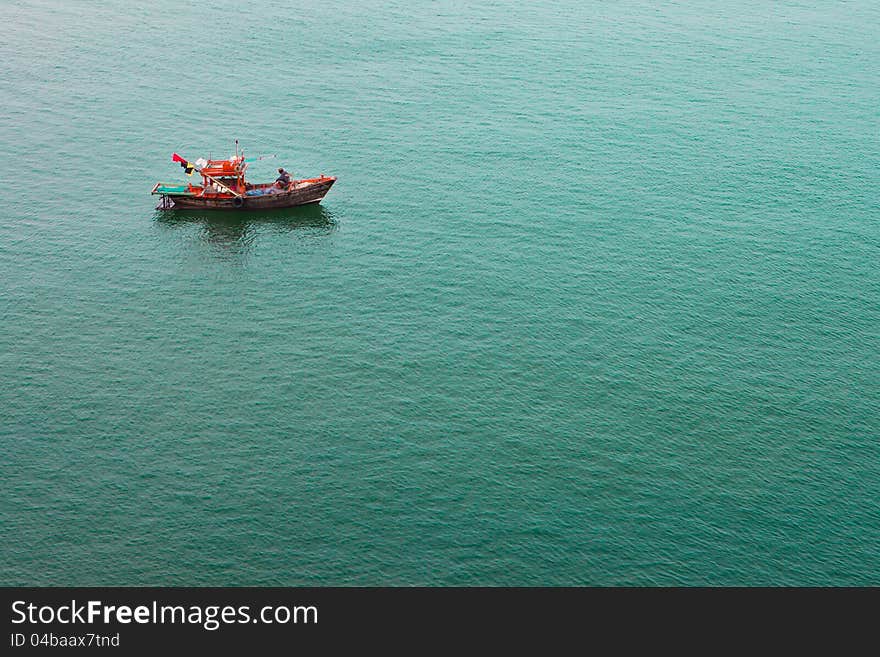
[156,177,336,210]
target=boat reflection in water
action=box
[154,203,337,252]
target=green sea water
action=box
[1,0,878,586]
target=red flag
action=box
[172,153,186,164]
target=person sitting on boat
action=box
[275,168,292,189]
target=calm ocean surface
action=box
[1,0,878,585]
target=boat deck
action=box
[153,176,336,210]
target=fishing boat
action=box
[152,144,336,210]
